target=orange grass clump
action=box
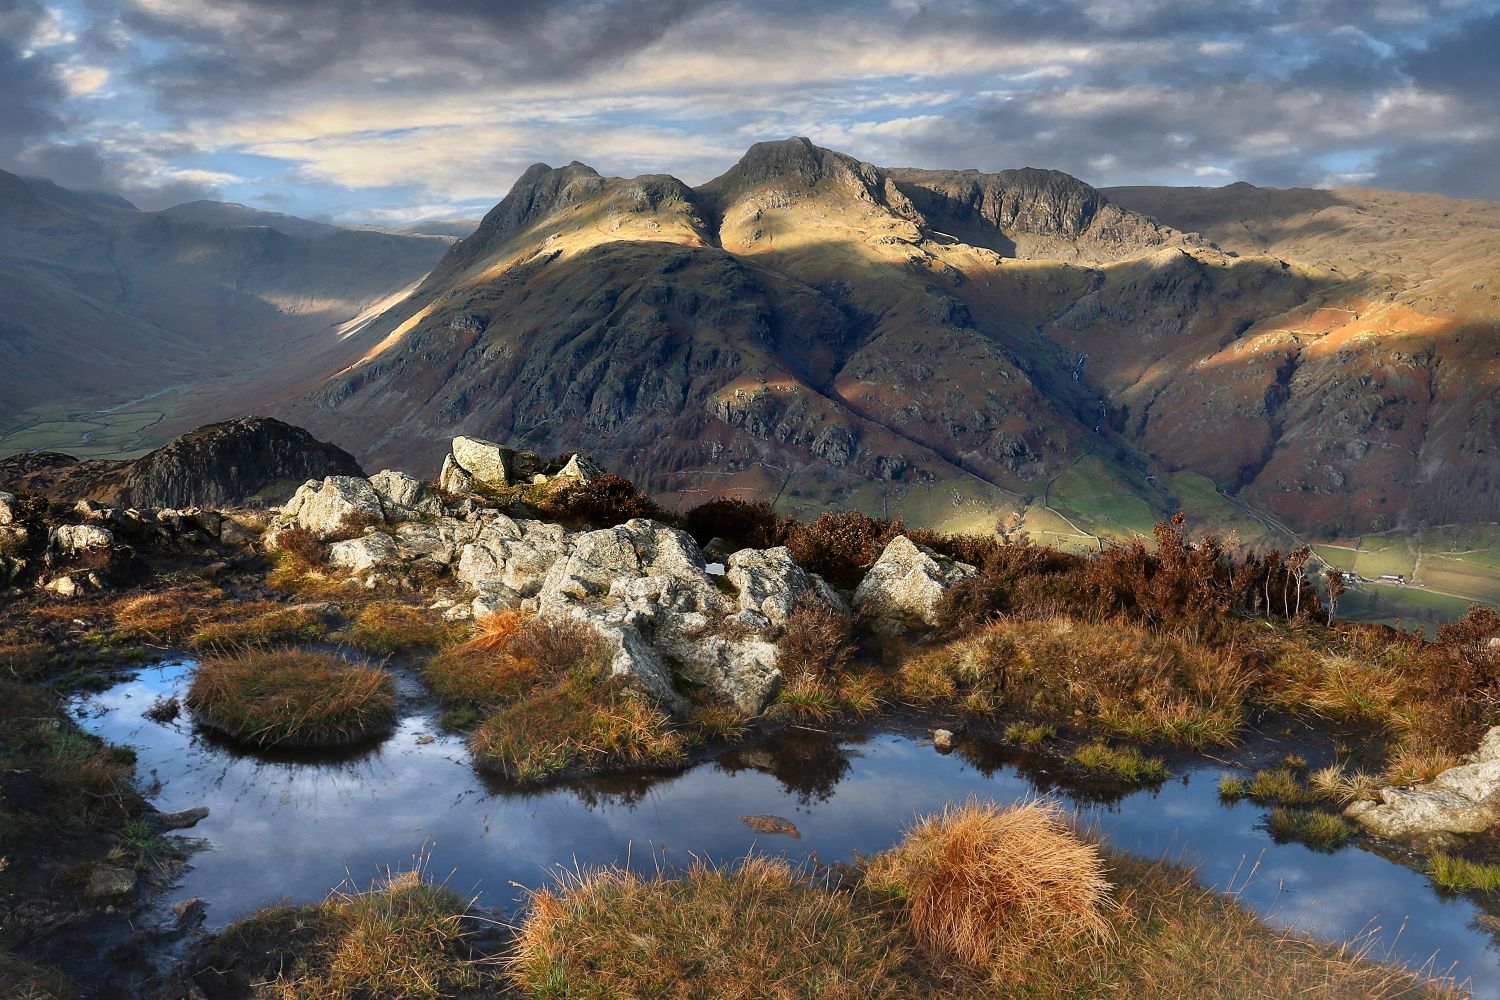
[865,798,1113,978]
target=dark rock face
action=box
[116,417,363,509]
[0,417,362,509]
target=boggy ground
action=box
[3,474,1500,995]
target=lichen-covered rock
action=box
[657,620,782,715]
[49,523,114,555]
[1345,788,1497,839]
[85,864,137,902]
[852,535,975,632]
[1346,725,1500,838]
[328,532,400,575]
[275,476,386,541]
[369,470,443,521]
[0,491,15,525]
[726,546,846,627]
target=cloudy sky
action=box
[3,0,1497,222]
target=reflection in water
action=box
[75,662,1500,997]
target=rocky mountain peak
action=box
[697,136,917,225]
[435,160,608,279]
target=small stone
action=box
[933,728,955,752]
[172,897,206,925]
[85,864,137,902]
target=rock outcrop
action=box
[1,418,363,510]
[1346,728,1500,839]
[271,440,850,716]
[853,535,975,633]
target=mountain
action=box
[272,139,1498,543]
[0,171,450,418]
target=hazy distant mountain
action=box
[0,171,449,413]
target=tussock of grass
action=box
[189,604,325,652]
[469,673,684,785]
[423,611,598,708]
[1310,763,1381,804]
[186,650,395,748]
[1073,743,1168,783]
[1382,744,1459,786]
[1266,807,1355,850]
[102,585,231,644]
[865,799,1112,979]
[514,856,915,1000]
[346,601,456,656]
[210,862,482,999]
[1003,721,1055,748]
[899,618,1247,747]
[1427,853,1500,893]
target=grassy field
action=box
[1336,585,1479,634]
[1162,471,1281,547]
[0,390,192,460]
[1047,454,1161,540]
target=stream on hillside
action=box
[71,661,1500,997]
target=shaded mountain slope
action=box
[0,170,450,413]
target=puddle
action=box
[75,661,1499,996]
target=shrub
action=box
[1265,808,1354,850]
[681,497,781,550]
[272,525,327,567]
[346,602,454,656]
[513,856,916,1000]
[865,799,1112,978]
[186,651,396,748]
[536,473,670,528]
[469,673,684,784]
[776,598,854,679]
[780,510,897,588]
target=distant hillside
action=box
[0,172,449,417]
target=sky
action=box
[2,0,1498,223]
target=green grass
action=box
[1003,721,1055,748]
[1427,853,1500,893]
[1049,455,1162,540]
[1418,555,1500,604]
[1163,472,1279,547]
[1336,586,1483,634]
[1219,768,1322,806]
[1266,808,1354,850]
[1073,743,1168,783]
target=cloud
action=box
[3,0,1499,221]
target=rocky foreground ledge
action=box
[263,435,971,715]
